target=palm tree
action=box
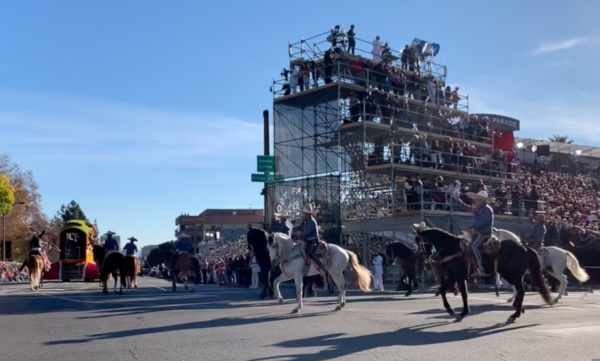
[548,135,574,144]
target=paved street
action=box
[0,278,599,361]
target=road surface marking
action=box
[536,325,600,337]
[152,286,168,291]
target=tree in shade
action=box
[548,135,574,144]
[56,201,88,223]
[93,219,100,243]
[146,241,175,267]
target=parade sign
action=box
[471,113,520,131]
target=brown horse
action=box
[124,255,140,289]
[166,251,201,292]
[26,255,44,291]
[92,245,126,294]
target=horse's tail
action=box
[346,250,372,292]
[526,247,552,305]
[565,250,589,282]
[190,257,202,285]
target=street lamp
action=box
[2,201,26,262]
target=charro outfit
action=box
[301,214,325,270]
[18,230,45,272]
[175,239,191,254]
[528,222,546,251]
[124,237,138,256]
[272,218,292,238]
[456,192,494,275]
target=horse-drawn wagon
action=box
[43,220,99,282]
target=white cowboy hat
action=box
[412,222,427,231]
[105,231,116,236]
[301,204,316,215]
[274,211,290,218]
[466,190,493,203]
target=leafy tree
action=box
[146,248,165,267]
[0,174,15,217]
[56,200,89,223]
[0,154,46,260]
[92,219,100,243]
[548,135,574,144]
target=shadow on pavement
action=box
[43,311,335,345]
[246,322,539,361]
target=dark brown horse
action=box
[92,246,126,294]
[124,255,140,289]
[26,255,44,291]
[165,251,201,292]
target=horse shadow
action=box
[44,311,334,345]
[408,303,550,319]
[246,322,539,361]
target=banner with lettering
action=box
[471,113,520,131]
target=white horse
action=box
[267,233,372,314]
[489,229,589,304]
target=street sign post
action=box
[251,173,274,183]
[257,156,275,173]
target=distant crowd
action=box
[0,262,29,283]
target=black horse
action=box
[92,245,126,295]
[246,228,274,299]
[385,242,421,296]
[413,227,552,323]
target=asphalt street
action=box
[0,278,598,361]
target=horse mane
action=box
[421,228,462,244]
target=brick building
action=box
[175,209,263,253]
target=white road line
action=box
[152,286,168,292]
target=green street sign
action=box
[257,155,275,173]
[251,173,274,183]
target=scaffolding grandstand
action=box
[265,26,543,261]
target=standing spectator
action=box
[347,25,356,54]
[250,253,260,288]
[372,36,381,63]
[372,249,385,291]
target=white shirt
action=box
[372,39,381,61]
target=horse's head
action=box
[412,226,461,253]
[247,228,269,250]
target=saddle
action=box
[460,234,501,276]
[299,239,331,275]
[104,249,117,263]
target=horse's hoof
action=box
[506,316,516,324]
[278,298,283,304]
[341,302,346,308]
[552,298,559,304]
[134,285,138,289]
[291,309,300,314]
[334,305,342,311]
[507,298,514,303]
[454,315,465,323]
[447,309,455,316]
[434,292,440,297]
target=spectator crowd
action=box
[0,262,29,283]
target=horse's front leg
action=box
[292,274,304,314]
[171,271,177,292]
[455,279,469,322]
[272,272,290,304]
[439,273,455,317]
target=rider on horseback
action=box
[124,237,138,256]
[272,211,292,237]
[18,228,46,272]
[526,214,546,252]
[103,231,119,261]
[174,237,192,254]
[297,204,326,272]
[456,190,494,277]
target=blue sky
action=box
[1,1,598,248]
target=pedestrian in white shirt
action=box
[372,36,381,63]
[250,254,260,288]
[372,250,384,291]
[290,66,299,94]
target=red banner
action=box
[494,131,514,151]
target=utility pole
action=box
[2,202,26,261]
[263,109,270,228]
